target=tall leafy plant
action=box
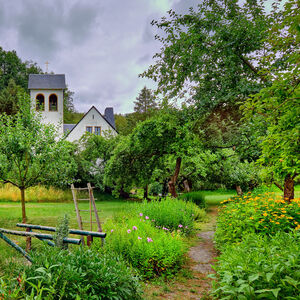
[0,93,77,224]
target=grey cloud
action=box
[0,0,195,114]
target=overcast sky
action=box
[0,0,200,114]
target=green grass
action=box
[202,189,236,206]
[0,199,133,275]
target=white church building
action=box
[28,74,117,142]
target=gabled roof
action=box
[65,106,117,137]
[28,74,66,89]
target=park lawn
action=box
[0,199,134,275]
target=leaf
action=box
[249,274,260,283]
[266,272,274,283]
[271,288,281,298]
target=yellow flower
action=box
[263,212,268,217]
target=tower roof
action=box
[28,74,66,89]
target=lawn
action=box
[0,198,134,275]
[1,185,298,276]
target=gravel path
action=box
[144,206,219,300]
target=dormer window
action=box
[49,94,58,111]
[36,94,45,111]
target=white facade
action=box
[65,106,117,143]
[30,89,64,135]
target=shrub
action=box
[179,191,206,208]
[149,182,162,196]
[137,198,206,235]
[211,232,300,299]
[18,247,142,299]
[215,193,300,247]
[101,215,187,279]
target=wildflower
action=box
[139,213,143,217]
[147,237,153,243]
[127,229,131,233]
[132,226,137,230]
[178,224,183,228]
[152,219,155,222]
[145,216,149,220]
[263,212,268,217]
[138,236,142,240]
[185,226,188,229]
[111,229,114,233]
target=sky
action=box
[0,0,200,114]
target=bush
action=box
[101,215,187,279]
[138,198,206,234]
[149,182,162,196]
[17,247,142,299]
[215,193,300,247]
[179,191,206,208]
[211,232,300,299]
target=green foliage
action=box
[149,182,162,196]
[179,191,206,208]
[134,86,157,120]
[138,198,205,235]
[0,93,77,221]
[16,247,142,299]
[76,134,118,190]
[0,46,42,92]
[211,232,300,299]
[215,194,300,247]
[142,0,268,109]
[105,111,200,197]
[242,0,299,191]
[0,78,25,115]
[102,214,187,279]
[53,214,69,250]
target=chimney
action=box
[104,107,116,129]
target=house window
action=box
[36,94,45,111]
[49,94,58,111]
[94,126,101,135]
[86,126,93,133]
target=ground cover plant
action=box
[101,215,187,279]
[0,199,133,275]
[137,198,206,235]
[215,193,300,246]
[211,232,300,299]
[179,191,206,208]
[3,247,142,299]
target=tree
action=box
[242,0,300,201]
[0,93,77,224]
[63,88,84,124]
[133,86,157,120]
[75,133,118,190]
[0,78,24,115]
[0,47,42,91]
[141,0,273,162]
[105,110,197,197]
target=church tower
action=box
[28,74,66,135]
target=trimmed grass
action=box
[0,199,133,275]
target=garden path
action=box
[144,206,219,300]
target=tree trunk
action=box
[235,185,243,196]
[20,188,31,251]
[20,188,26,223]
[144,185,149,200]
[168,157,182,198]
[283,174,294,202]
[183,180,191,192]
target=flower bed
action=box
[215,193,300,247]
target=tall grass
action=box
[0,184,72,202]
